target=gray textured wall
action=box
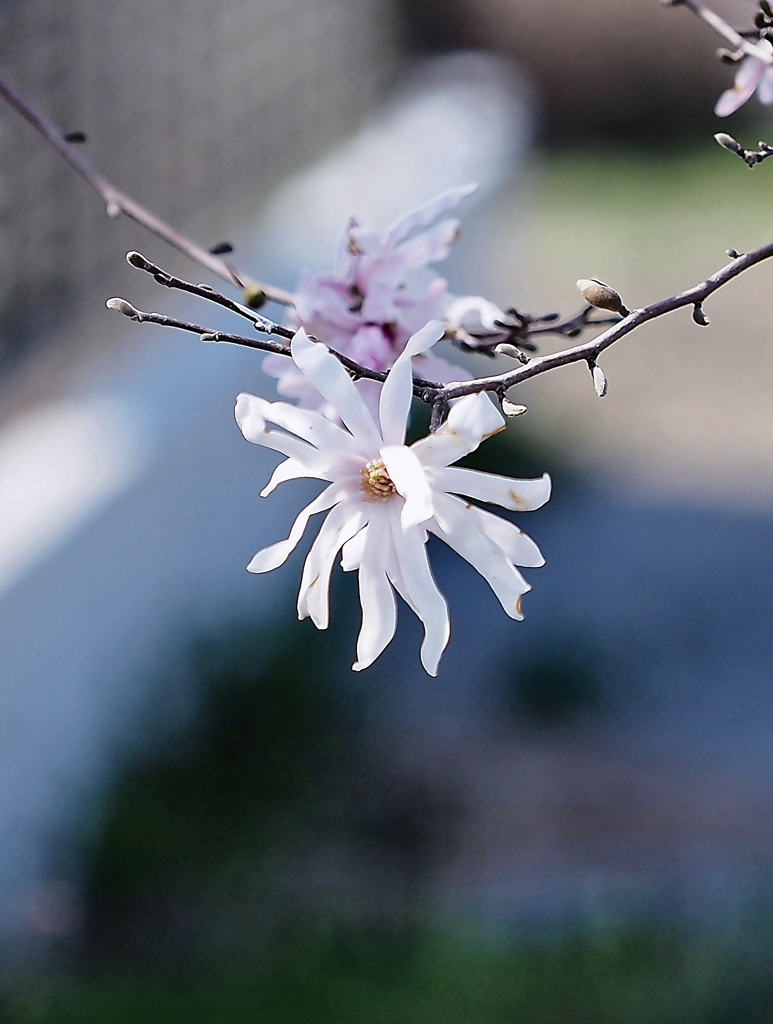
[0,0,396,369]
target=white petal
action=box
[260,458,322,497]
[297,500,368,629]
[431,494,530,620]
[353,506,398,671]
[290,329,381,445]
[433,466,552,511]
[388,505,449,676]
[246,394,363,456]
[758,67,773,104]
[381,444,434,528]
[411,392,505,468]
[446,294,508,332]
[469,504,545,567]
[439,492,545,567]
[236,393,324,464]
[378,321,445,445]
[341,525,367,571]
[246,483,345,573]
[715,56,766,116]
[383,184,478,250]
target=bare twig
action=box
[111,238,773,412]
[0,72,295,307]
[434,239,773,402]
[124,251,293,338]
[105,296,444,397]
[714,131,773,167]
[665,0,773,63]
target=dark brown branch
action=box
[714,131,773,168]
[105,297,444,397]
[0,72,295,307]
[664,0,773,63]
[434,239,773,402]
[124,251,294,339]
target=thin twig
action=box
[665,0,773,63]
[0,72,295,307]
[434,239,773,401]
[105,297,444,397]
[110,236,773,409]
[125,251,293,338]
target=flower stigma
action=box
[361,458,397,501]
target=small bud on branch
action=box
[576,278,631,317]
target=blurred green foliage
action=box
[5,920,773,1024]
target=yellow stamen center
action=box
[361,458,396,501]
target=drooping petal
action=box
[467,501,545,567]
[381,444,434,528]
[383,184,478,251]
[341,524,368,571]
[379,320,445,445]
[242,393,364,457]
[353,505,398,671]
[433,466,552,512]
[715,55,767,116]
[236,393,336,474]
[297,500,368,629]
[260,458,324,497]
[431,494,530,619]
[388,504,449,676]
[757,66,773,104]
[290,330,381,445]
[411,392,505,468]
[446,294,509,333]
[246,482,345,573]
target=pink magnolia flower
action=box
[240,323,550,675]
[264,185,508,414]
[715,39,773,117]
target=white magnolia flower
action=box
[237,322,550,676]
[715,39,773,116]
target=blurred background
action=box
[2,0,773,1021]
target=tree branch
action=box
[664,0,773,63]
[0,72,295,308]
[434,239,773,401]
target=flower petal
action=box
[243,393,364,457]
[297,500,368,629]
[353,505,398,671]
[431,494,530,619]
[290,329,381,445]
[437,492,545,567]
[396,218,462,267]
[411,392,505,468]
[260,457,322,497]
[246,482,345,573]
[715,56,766,116]
[341,525,367,571]
[388,504,449,676]
[379,320,445,446]
[758,67,773,104]
[383,184,478,251]
[433,466,552,511]
[381,444,434,528]
[236,393,336,474]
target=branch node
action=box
[106,297,140,319]
[588,360,608,397]
[502,398,528,417]
[692,304,710,327]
